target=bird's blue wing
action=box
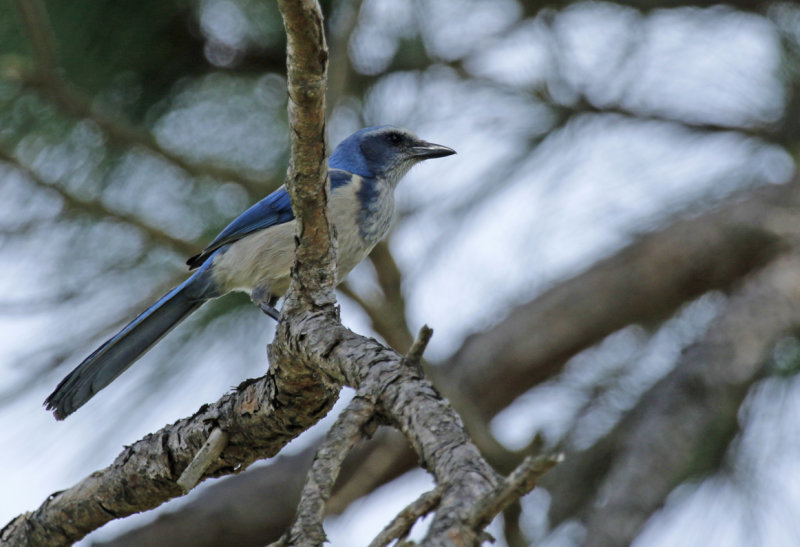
[186,170,354,269]
[186,186,294,268]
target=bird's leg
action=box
[259,301,280,321]
[251,288,281,321]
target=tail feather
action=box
[45,282,205,420]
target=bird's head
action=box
[329,126,455,186]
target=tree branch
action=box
[276,0,333,315]
[442,183,793,414]
[570,254,800,546]
[468,454,563,531]
[271,319,504,544]
[176,428,229,492]
[280,393,376,546]
[270,6,536,540]
[0,144,198,256]
[368,487,444,547]
[340,241,416,353]
[0,364,339,546]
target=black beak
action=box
[410,141,456,159]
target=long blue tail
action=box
[45,271,216,420]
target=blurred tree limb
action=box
[0,145,197,256]
[102,175,799,546]
[550,253,800,546]
[340,241,414,353]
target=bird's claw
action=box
[258,301,281,321]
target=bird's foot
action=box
[258,301,281,321]
[252,289,281,321]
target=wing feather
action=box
[186,169,353,269]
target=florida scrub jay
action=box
[45,126,455,419]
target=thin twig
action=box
[12,0,58,77]
[368,487,443,547]
[338,243,415,354]
[177,428,229,492]
[284,394,376,546]
[467,454,563,531]
[405,325,433,367]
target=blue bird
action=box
[44,126,455,419]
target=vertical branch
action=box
[276,0,334,313]
[280,394,376,546]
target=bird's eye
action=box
[387,133,402,145]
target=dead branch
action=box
[369,487,444,547]
[405,325,434,367]
[468,454,563,531]
[280,393,376,546]
[176,428,229,492]
[0,365,339,546]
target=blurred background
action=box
[2,0,800,545]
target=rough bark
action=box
[93,447,319,547]
[0,365,338,546]
[269,315,504,545]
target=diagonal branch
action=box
[12,0,58,76]
[442,182,794,414]
[270,314,504,544]
[339,241,415,353]
[467,454,563,531]
[369,487,444,547]
[0,361,339,546]
[0,145,197,256]
[572,254,800,546]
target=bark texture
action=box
[0,365,337,546]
